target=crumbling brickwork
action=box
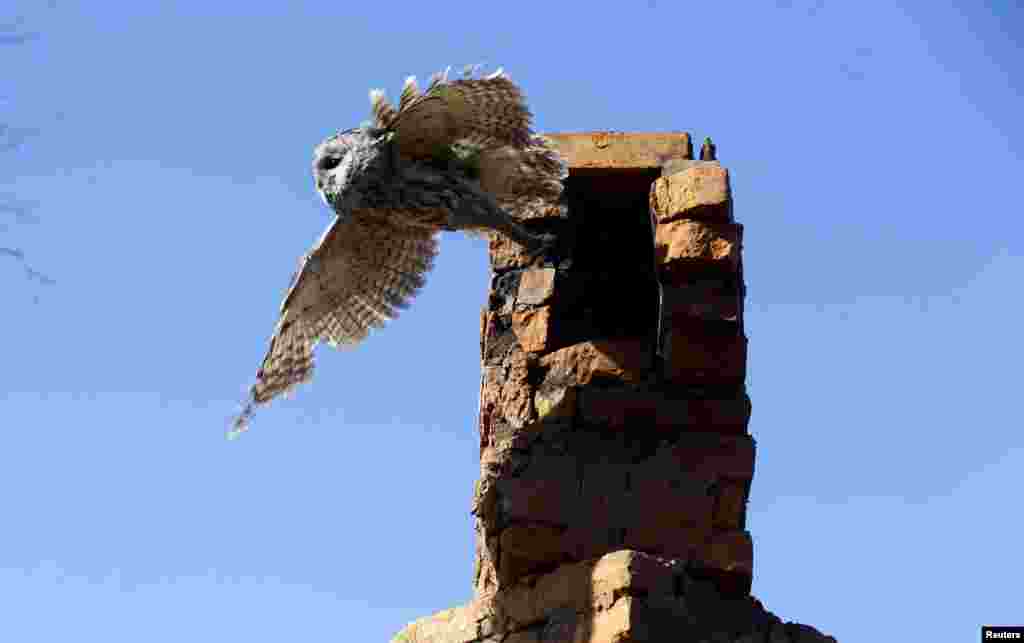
[392,132,835,643]
[473,132,752,598]
[395,551,834,643]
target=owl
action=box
[231,66,566,436]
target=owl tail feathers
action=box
[228,316,316,439]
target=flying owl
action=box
[231,66,566,436]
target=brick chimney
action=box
[392,133,835,643]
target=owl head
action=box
[312,126,391,215]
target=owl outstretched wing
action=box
[370,66,534,160]
[232,215,437,435]
[476,134,568,220]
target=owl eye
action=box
[320,156,341,171]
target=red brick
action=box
[562,525,617,561]
[654,220,741,282]
[713,479,749,530]
[586,597,633,643]
[499,524,567,584]
[489,235,535,271]
[578,390,663,431]
[479,306,488,358]
[671,434,756,481]
[688,395,752,433]
[539,339,652,386]
[547,131,691,170]
[533,382,577,421]
[578,389,750,434]
[473,531,501,599]
[626,521,710,560]
[625,481,714,528]
[503,630,542,643]
[498,476,576,525]
[650,164,733,224]
[661,325,747,385]
[512,307,553,353]
[517,268,557,306]
[574,492,615,536]
[661,280,741,324]
[479,347,534,431]
[480,438,534,475]
[699,530,753,578]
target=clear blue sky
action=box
[2,2,1021,641]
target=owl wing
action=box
[233,214,437,434]
[476,134,569,220]
[370,66,533,160]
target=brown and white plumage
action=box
[371,66,533,158]
[232,66,566,437]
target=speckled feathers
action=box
[234,66,565,436]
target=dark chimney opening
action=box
[562,168,661,343]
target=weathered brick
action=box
[498,476,576,525]
[533,382,577,421]
[503,629,541,643]
[480,306,488,357]
[500,524,566,560]
[577,389,750,434]
[578,389,663,431]
[562,524,620,562]
[547,132,692,170]
[539,339,652,386]
[489,271,521,315]
[524,453,578,480]
[500,551,673,631]
[578,459,628,501]
[672,433,756,481]
[512,306,553,353]
[661,157,718,176]
[699,530,754,579]
[650,164,732,224]
[500,563,579,627]
[390,604,482,643]
[500,524,567,584]
[713,479,749,530]
[689,395,752,433]
[480,440,534,475]
[473,529,501,600]
[661,279,741,324]
[479,347,534,431]
[391,548,845,642]
[585,596,632,643]
[537,609,577,643]
[573,461,713,536]
[473,506,502,597]
[630,455,712,497]
[561,494,712,562]
[626,522,710,561]
[654,220,741,280]
[481,311,518,365]
[393,135,850,641]
[625,481,714,528]
[589,550,677,607]
[517,268,557,306]
[473,475,499,520]
[661,325,747,385]
[490,234,535,272]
